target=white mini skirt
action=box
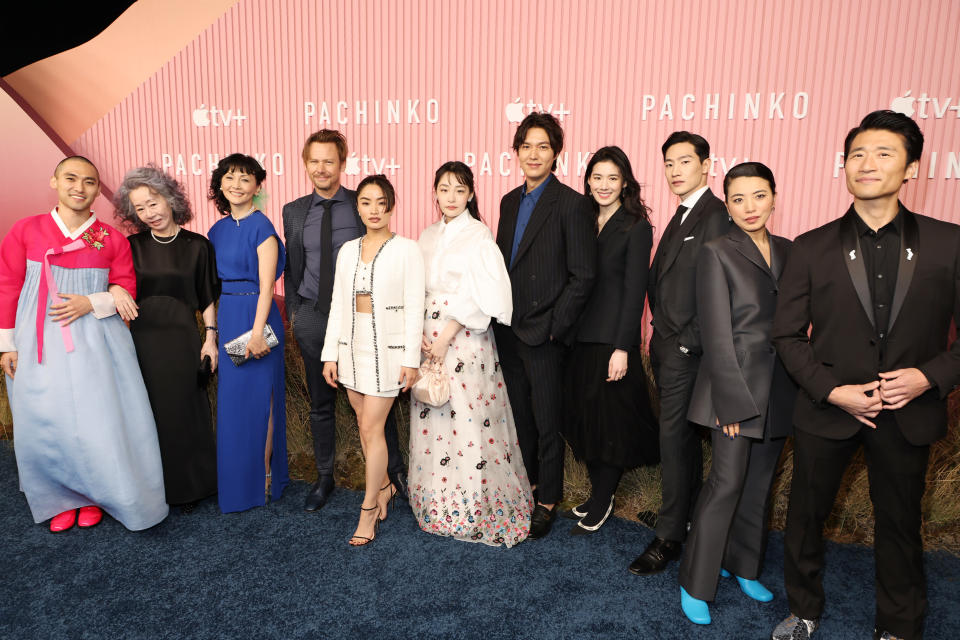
[341,312,399,398]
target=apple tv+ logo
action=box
[193,104,249,127]
[890,91,960,119]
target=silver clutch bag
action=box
[224,325,280,366]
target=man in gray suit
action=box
[283,130,406,512]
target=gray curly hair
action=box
[113,165,194,232]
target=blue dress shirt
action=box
[298,186,362,300]
[510,175,552,268]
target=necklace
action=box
[151,226,180,244]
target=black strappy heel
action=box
[377,482,398,521]
[349,504,381,547]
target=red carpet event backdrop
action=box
[2,0,959,267]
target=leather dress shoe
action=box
[387,469,408,501]
[528,504,558,539]
[628,537,682,575]
[304,476,335,512]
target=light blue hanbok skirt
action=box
[5,261,168,529]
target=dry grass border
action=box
[2,327,958,553]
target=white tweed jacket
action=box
[321,234,425,393]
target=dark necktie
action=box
[314,199,335,314]
[661,204,688,250]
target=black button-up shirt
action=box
[854,212,900,341]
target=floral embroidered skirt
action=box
[408,297,533,547]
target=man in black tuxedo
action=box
[629,132,730,575]
[771,111,960,640]
[493,112,596,538]
[283,130,406,512]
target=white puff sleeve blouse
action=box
[418,213,512,332]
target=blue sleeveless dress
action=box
[208,211,288,513]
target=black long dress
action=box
[129,229,221,505]
[562,209,659,468]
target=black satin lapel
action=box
[887,210,919,333]
[841,213,875,329]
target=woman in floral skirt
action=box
[409,161,532,547]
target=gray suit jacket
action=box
[281,188,362,321]
[687,226,795,439]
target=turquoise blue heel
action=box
[735,576,774,602]
[680,586,711,625]
[719,568,731,578]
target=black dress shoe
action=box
[528,504,558,539]
[304,476,335,512]
[628,537,682,575]
[387,469,408,502]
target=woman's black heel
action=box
[349,504,381,547]
[377,482,398,521]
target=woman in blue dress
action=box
[207,154,288,513]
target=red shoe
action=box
[77,505,103,528]
[49,509,77,532]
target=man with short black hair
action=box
[493,112,596,539]
[629,131,730,575]
[771,110,960,640]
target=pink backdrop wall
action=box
[4,0,960,263]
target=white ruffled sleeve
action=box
[446,238,513,332]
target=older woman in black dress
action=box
[113,166,221,512]
[678,162,795,625]
[561,146,658,534]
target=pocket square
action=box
[683,236,695,241]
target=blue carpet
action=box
[1,442,957,639]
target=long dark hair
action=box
[433,161,481,221]
[208,153,267,215]
[583,146,652,229]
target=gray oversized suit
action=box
[678,225,795,601]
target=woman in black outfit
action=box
[113,166,221,512]
[562,146,659,535]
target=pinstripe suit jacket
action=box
[495,176,597,346]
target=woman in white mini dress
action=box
[322,174,424,546]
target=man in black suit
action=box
[629,132,730,575]
[771,111,960,640]
[282,130,406,512]
[493,112,596,538]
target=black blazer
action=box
[687,226,795,439]
[648,188,730,353]
[496,176,597,346]
[575,208,652,349]
[281,188,362,320]
[772,205,960,446]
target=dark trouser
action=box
[784,413,929,640]
[293,303,405,480]
[679,428,786,601]
[494,325,566,505]
[650,330,703,542]
[586,461,623,516]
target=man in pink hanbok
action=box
[0,156,168,532]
